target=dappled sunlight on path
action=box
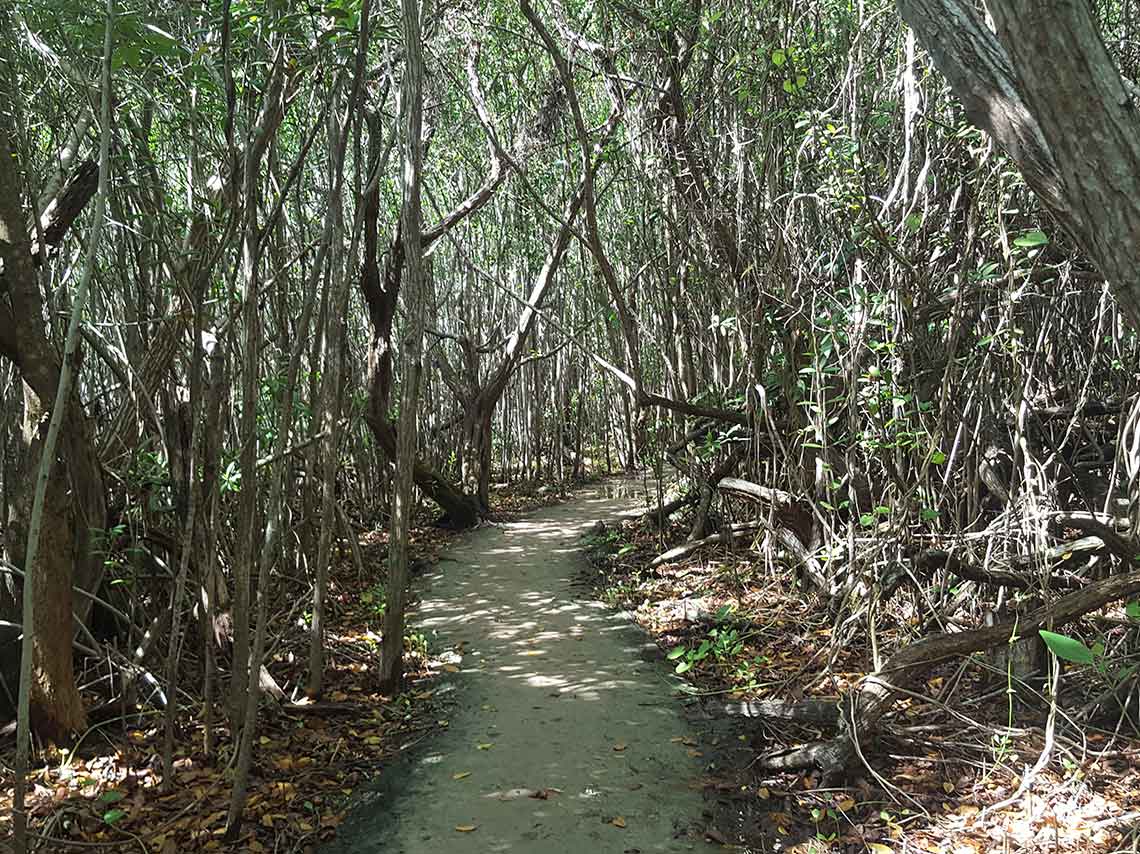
[323,481,706,853]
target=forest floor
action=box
[0,477,588,854]
[584,491,1140,853]
[8,475,1140,853]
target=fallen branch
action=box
[757,564,1140,779]
[649,522,763,568]
[723,697,840,726]
[915,548,1086,590]
[642,490,698,527]
[716,476,799,508]
[1051,512,1137,563]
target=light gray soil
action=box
[324,481,709,853]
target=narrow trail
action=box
[325,481,708,853]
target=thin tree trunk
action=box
[160,258,206,791]
[11,6,112,847]
[224,70,333,833]
[309,42,364,697]
[379,0,426,694]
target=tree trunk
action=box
[360,157,481,529]
[459,403,494,511]
[897,0,1140,331]
[0,99,107,742]
[379,0,426,695]
[12,394,85,742]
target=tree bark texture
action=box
[0,110,107,740]
[379,0,427,694]
[897,0,1140,329]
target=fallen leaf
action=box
[452,772,471,780]
[477,742,494,750]
[455,824,478,832]
[613,743,627,752]
[837,798,855,811]
[611,816,627,828]
[443,664,460,673]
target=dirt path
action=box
[324,481,708,853]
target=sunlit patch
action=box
[524,674,567,688]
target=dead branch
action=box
[755,564,1140,780]
[915,547,1086,590]
[649,522,764,568]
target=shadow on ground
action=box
[322,481,710,853]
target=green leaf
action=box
[102,808,127,825]
[795,74,807,89]
[1039,630,1094,665]
[920,508,939,521]
[1013,229,1048,248]
[99,790,125,804]
[859,514,875,527]
[771,48,786,66]
[782,79,794,94]
[931,450,947,465]
[675,659,694,674]
[904,213,922,232]
[1126,601,1140,620]
[667,646,686,661]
